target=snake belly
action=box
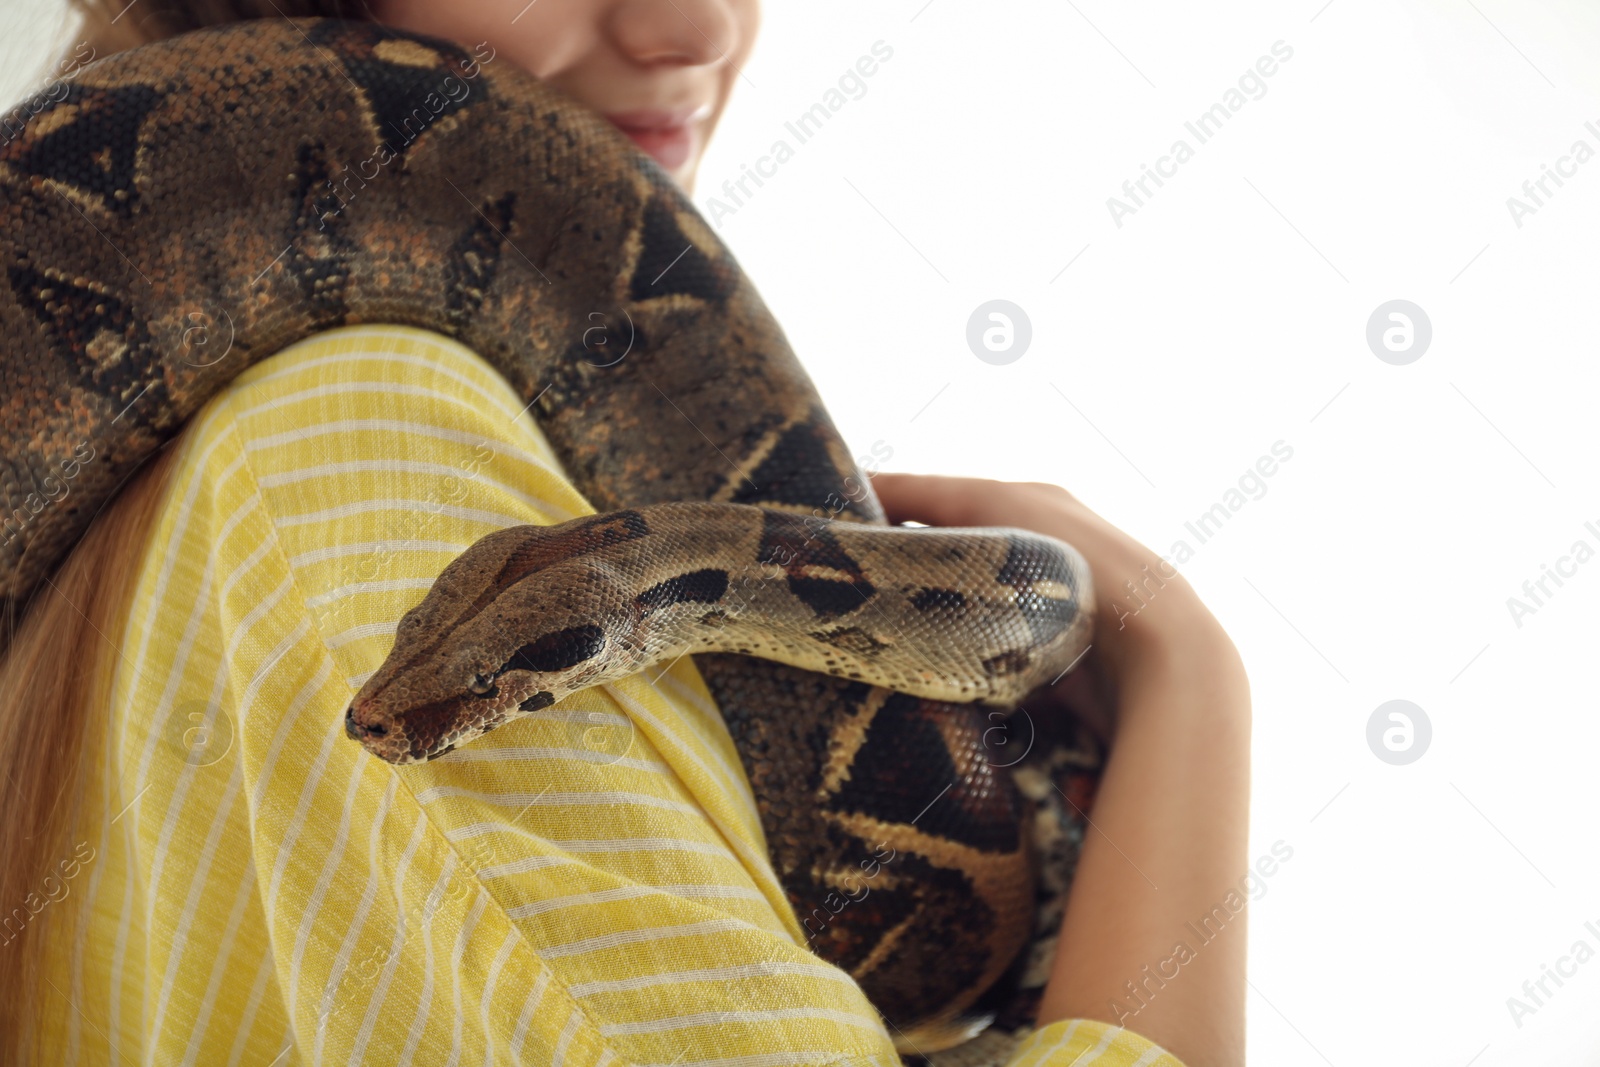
[0,18,1095,1051]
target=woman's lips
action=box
[604,106,708,171]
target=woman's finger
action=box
[869,471,996,528]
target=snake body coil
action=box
[0,19,1093,1051]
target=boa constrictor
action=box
[0,18,1097,1056]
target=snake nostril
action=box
[344,706,388,740]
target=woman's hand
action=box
[868,473,1238,694]
[870,473,1251,1067]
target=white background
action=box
[5,2,1600,1064]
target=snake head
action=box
[344,522,646,764]
[344,617,604,758]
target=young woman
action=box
[0,2,1250,1064]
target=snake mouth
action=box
[344,705,386,741]
[345,703,420,763]
[344,685,560,764]
[344,711,447,764]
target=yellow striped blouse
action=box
[38,325,1185,1067]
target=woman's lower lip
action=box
[615,125,694,170]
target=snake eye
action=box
[468,673,497,696]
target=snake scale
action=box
[0,18,1097,1055]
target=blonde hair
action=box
[0,442,182,1062]
[0,4,378,1060]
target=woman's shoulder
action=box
[216,323,566,479]
[136,322,600,693]
[83,322,869,1063]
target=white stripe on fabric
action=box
[215,519,277,603]
[289,539,471,569]
[246,657,334,811]
[235,381,514,428]
[536,836,736,858]
[264,707,357,920]
[232,346,532,427]
[432,746,668,773]
[274,497,531,532]
[476,929,520,1067]
[606,684,763,858]
[303,576,438,611]
[517,708,631,728]
[505,883,765,921]
[176,850,261,1067]
[551,1007,583,1067]
[666,884,771,901]
[106,407,241,1067]
[567,960,853,999]
[1011,1023,1075,1067]
[1076,1024,1122,1064]
[122,461,257,792]
[1129,1046,1168,1067]
[638,1051,857,1067]
[475,854,578,881]
[257,459,573,517]
[148,757,244,1040]
[507,968,552,1064]
[244,420,540,465]
[346,813,432,1064]
[310,772,399,1065]
[395,858,459,1067]
[106,827,136,1067]
[444,890,488,1067]
[412,786,703,818]
[538,918,758,960]
[445,825,735,861]
[643,673,755,809]
[283,746,368,1006]
[650,669,730,726]
[222,951,281,1067]
[608,682,753,809]
[599,1007,885,1038]
[114,423,241,771]
[224,575,297,662]
[326,619,398,649]
[140,577,295,1042]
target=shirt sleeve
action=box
[1002,1018,1187,1066]
[71,324,902,1066]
